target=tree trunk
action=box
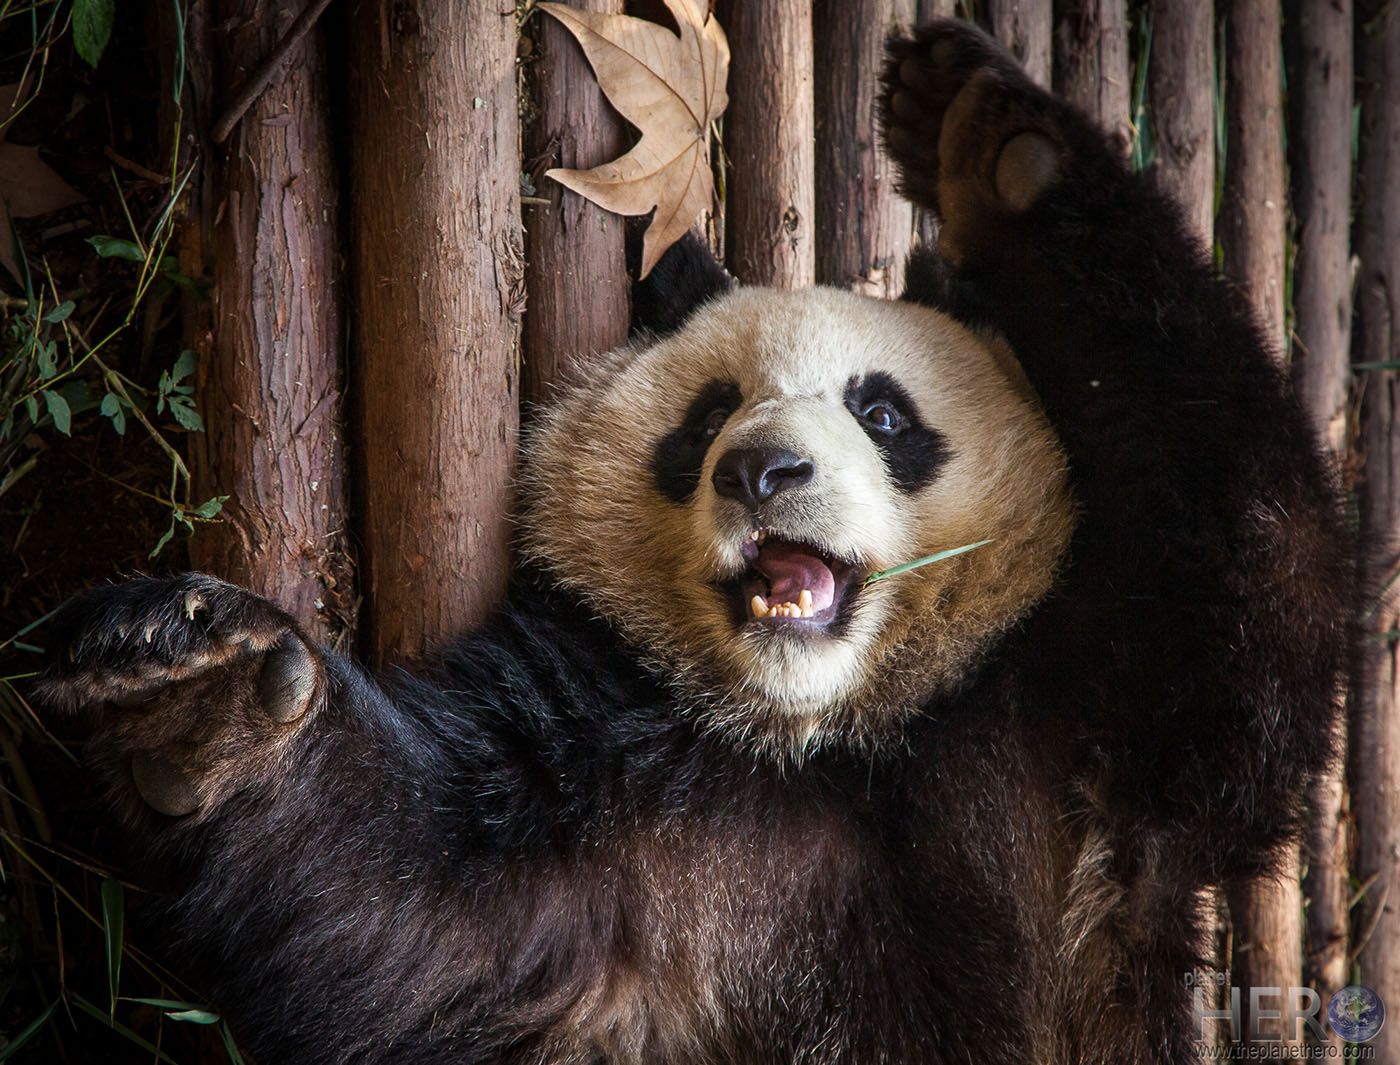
[1287,7,1353,1046]
[1219,0,1299,1048]
[989,0,1051,86]
[186,2,353,645]
[1147,0,1215,244]
[717,0,816,289]
[1220,0,1288,353]
[522,0,630,404]
[1289,0,1353,454]
[814,0,915,297]
[1353,6,1400,1063]
[348,0,523,661]
[1053,0,1131,151]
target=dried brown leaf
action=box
[0,143,84,220]
[539,0,728,278]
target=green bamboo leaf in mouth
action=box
[863,540,995,586]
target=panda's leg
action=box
[880,23,1349,882]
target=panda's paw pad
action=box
[36,574,322,816]
[882,19,1061,217]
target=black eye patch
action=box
[652,380,742,502]
[844,372,950,492]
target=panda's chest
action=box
[556,793,887,1062]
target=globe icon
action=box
[1328,985,1385,1043]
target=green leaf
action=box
[42,389,71,435]
[101,392,126,434]
[86,235,144,262]
[73,0,115,67]
[169,397,204,431]
[101,877,125,1014]
[863,540,995,586]
[43,299,75,323]
[23,395,38,422]
[172,348,198,383]
[149,521,176,558]
[36,341,57,379]
[191,495,228,520]
[166,1009,221,1025]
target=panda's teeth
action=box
[750,594,769,617]
[798,589,813,612]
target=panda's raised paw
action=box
[37,573,322,817]
[881,20,1065,247]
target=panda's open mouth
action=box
[721,529,864,632]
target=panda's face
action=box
[524,286,1073,750]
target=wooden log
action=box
[989,0,1051,86]
[1220,0,1287,353]
[523,0,630,404]
[1054,0,1132,151]
[1287,7,1352,1043]
[716,0,816,289]
[348,0,523,661]
[188,1,353,645]
[1352,6,1400,1062]
[814,0,915,297]
[1218,1,1299,1048]
[1147,0,1215,243]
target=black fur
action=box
[629,229,733,337]
[38,21,1351,1065]
[650,379,741,501]
[843,372,951,491]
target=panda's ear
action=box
[630,228,734,337]
[901,245,995,330]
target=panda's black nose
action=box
[712,448,815,509]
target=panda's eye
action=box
[860,400,904,435]
[701,406,732,438]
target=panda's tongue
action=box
[756,542,837,612]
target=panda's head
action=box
[522,240,1073,753]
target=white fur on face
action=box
[522,286,1073,752]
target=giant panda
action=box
[39,20,1349,1065]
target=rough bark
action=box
[1229,854,1306,1045]
[523,0,630,404]
[186,2,353,645]
[1218,1,1299,1048]
[1353,6,1400,1063]
[1287,5,1353,1041]
[814,0,915,297]
[716,0,816,289]
[1147,0,1215,244]
[1220,0,1288,354]
[1288,0,1354,454]
[989,0,1051,86]
[349,1,523,661]
[1053,0,1131,151]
